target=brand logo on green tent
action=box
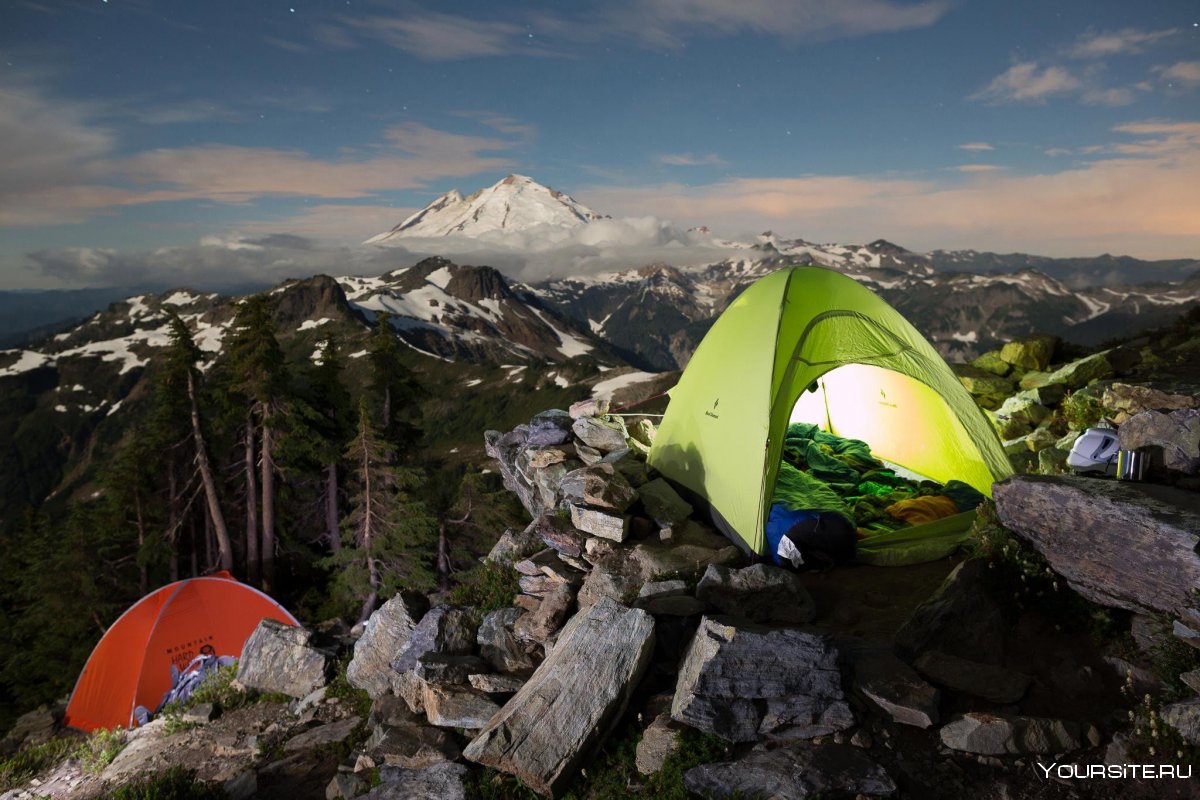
[705,398,720,419]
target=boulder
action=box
[994,395,1051,426]
[485,524,543,564]
[0,703,62,755]
[1017,383,1067,407]
[893,559,1006,664]
[392,606,477,673]
[971,351,1011,377]
[1022,351,1114,391]
[1161,698,1200,744]
[513,584,575,642]
[1001,335,1058,370]
[672,617,851,742]
[284,716,363,753]
[527,410,574,446]
[1102,383,1199,420]
[415,654,490,686]
[629,542,741,583]
[953,364,1016,398]
[366,718,461,769]
[635,712,682,775]
[637,479,693,528]
[485,428,538,516]
[683,742,895,800]
[463,598,656,797]
[569,398,609,419]
[571,416,628,452]
[1037,447,1070,475]
[422,685,501,729]
[569,505,629,542]
[847,645,939,729]
[636,579,689,604]
[939,712,1081,755]
[600,447,650,487]
[525,447,567,469]
[577,567,638,608]
[1118,408,1200,474]
[468,673,526,694]
[993,475,1200,614]
[914,651,1030,703]
[530,513,587,558]
[348,594,427,699]
[477,608,539,676]
[558,463,637,512]
[628,418,657,447]
[574,442,603,465]
[365,763,468,800]
[695,564,816,625]
[237,619,332,699]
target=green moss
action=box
[107,766,228,800]
[449,561,521,614]
[1146,614,1200,702]
[1061,390,1108,431]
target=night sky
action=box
[2,0,1198,288]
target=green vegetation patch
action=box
[450,561,522,615]
[108,765,228,800]
[0,736,77,790]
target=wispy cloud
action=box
[1080,86,1136,106]
[659,152,727,167]
[1066,27,1177,59]
[952,164,1005,173]
[956,142,994,152]
[0,81,522,227]
[310,1,952,60]
[969,61,1080,104]
[1157,61,1200,88]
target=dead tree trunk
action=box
[260,409,276,591]
[325,463,341,553]
[244,417,260,584]
[187,369,233,572]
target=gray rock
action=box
[365,762,468,800]
[366,720,461,769]
[0,703,61,756]
[628,418,657,447]
[348,594,427,699]
[525,447,567,469]
[636,580,689,603]
[574,442,603,465]
[569,505,630,542]
[635,713,681,776]
[326,772,367,800]
[180,703,216,724]
[577,568,638,608]
[894,559,1006,664]
[1001,336,1058,370]
[914,651,1030,704]
[939,712,1081,755]
[642,595,709,616]
[849,646,939,729]
[422,685,501,729]
[1181,669,1200,694]
[416,654,491,686]
[392,606,477,673]
[1022,351,1114,390]
[529,462,569,517]
[683,742,895,800]
[530,514,587,558]
[994,475,1200,614]
[514,547,568,576]
[284,716,362,753]
[485,524,543,565]
[237,619,332,699]
[527,410,574,446]
[514,584,575,642]
[485,428,537,516]
[696,564,816,625]
[463,598,656,797]
[1103,383,1199,420]
[600,447,651,487]
[629,542,741,583]
[468,673,525,694]
[559,463,636,512]
[1162,698,1200,744]
[994,395,1051,426]
[638,478,693,527]
[571,416,628,452]
[569,398,609,419]
[477,608,539,676]
[1118,408,1200,474]
[672,617,850,742]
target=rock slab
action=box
[939,712,1081,755]
[695,563,816,625]
[237,619,331,699]
[348,594,426,699]
[672,617,851,742]
[462,598,656,797]
[993,475,1200,614]
[683,742,895,800]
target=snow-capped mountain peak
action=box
[365,174,604,244]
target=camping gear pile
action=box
[767,423,986,569]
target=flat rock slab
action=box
[422,685,501,730]
[672,616,851,742]
[993,475,1200,614]
[914,651,1030,704]
[683,742,895,800]
[237,619,331,699]
[847,644,939,729]
[939,712,1081,755]
[283,716,362,753]
[365,762,468,800]
[463,598,656,797]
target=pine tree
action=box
[225,294,287,589]
[311,333,353,552]
[367,313,422,455]
[327,399,437,624]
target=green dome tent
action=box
[648,266,1012,560]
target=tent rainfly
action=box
[63,572,298,732]
[648,266,1012,558]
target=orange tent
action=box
[64,572,298,731]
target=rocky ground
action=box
[3,318,1200,800]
